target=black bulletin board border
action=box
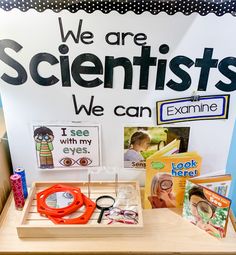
[0,0,236,16]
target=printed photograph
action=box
[123,127,190,169]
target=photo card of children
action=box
[32,123,101,170]
[124,126,190,169]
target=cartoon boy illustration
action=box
[34,126,54,169]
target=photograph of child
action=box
[148,173,176,208]
[124,131,151,165]
[123,127,190,169]
[188,185,224,238]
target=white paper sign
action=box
[33,124,101,169]
[1,10,236,184]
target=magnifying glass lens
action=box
[160,180,173,190]
[96,197,114,208]
[197,201,213,222]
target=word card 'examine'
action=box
[156,95,230,125]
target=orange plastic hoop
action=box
[48,194,96,224]
[37,184,83,217]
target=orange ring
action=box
[37,184,83,217]
[48,194,96,224]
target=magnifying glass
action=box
[96,195,115,223]
[196,201,214,223]
[160,180,173,190]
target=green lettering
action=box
[63,147,69,153]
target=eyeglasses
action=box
[191,200,214,223]
[36,134,51,141]
[105,207,138,224]
[160,180,173,190]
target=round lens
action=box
[38,135,43,140]
[124,210,137,219]
[160,180,173,190]
[107,207,122,221]
[45,191,74,208]
[44,135,49,140]
[96,196,114,209]
[109,207,121,216]
[197,201,213,222]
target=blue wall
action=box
[226,120,236,217]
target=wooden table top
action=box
[0,193,236,254]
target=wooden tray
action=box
[17,181,143,238]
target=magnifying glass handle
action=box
[97,208,105,224]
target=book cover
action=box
[144,140,202,209]
[183,179,231,238]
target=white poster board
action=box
[0,8,236,185]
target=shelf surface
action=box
[0,193,236,254]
